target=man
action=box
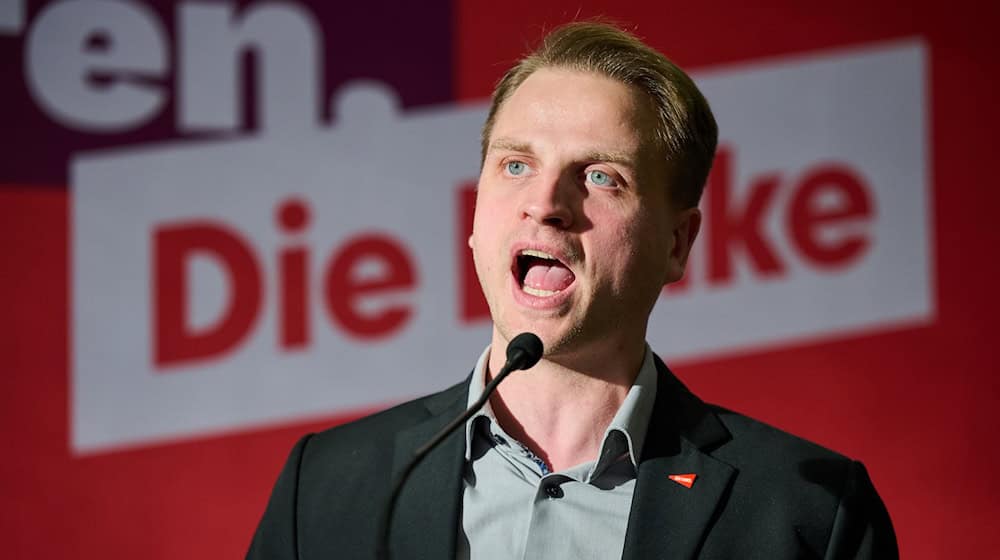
[248,22,897,559]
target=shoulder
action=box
[248,379,470,557]
[265,379,469,544]
[652,356,856,489]
[301,377,469,465]
[700,405,896,557]
[706,403,858,507]
[711,404,851,466]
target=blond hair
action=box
[481,21,718,208]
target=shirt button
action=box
[543,484,564,499]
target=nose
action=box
[520,172,576,229]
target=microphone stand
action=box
[375,333,542,560]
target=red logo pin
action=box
[668,473,697,488]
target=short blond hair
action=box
[481,21,718,208]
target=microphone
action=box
[502,332,545,373]
[376,333,543,560]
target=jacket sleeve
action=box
[823,460,898,560]
[246,434,314,560]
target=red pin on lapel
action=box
[668,473,697,488]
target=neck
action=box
[486,332,645,472]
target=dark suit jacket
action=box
[247,357,897,559]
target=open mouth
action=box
[513,249,576,297]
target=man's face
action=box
[471,67,699,362]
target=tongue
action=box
[523,262,575,291]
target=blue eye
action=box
[587,170,614,187]
[506,161,528,176]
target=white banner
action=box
[72,39,931,454]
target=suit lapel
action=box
[622,358,737,560]
[388,380,469,559]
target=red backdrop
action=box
[2,0,998,557]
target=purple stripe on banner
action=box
[0,0,454,187]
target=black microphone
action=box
[376,333,543,560]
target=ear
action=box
[468,234,474,249]
[664,207,701,284]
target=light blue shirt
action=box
[458,345,659,559]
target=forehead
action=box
[489,67,657,160]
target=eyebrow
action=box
[488,137,534,154]
[489,137,638,169]
[582,150,637,169]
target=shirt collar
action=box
[462,343,659,476]
[593,346,657,477]
[464,345,495,460]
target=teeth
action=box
[520,249,557,260]
[523,286,561,297]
